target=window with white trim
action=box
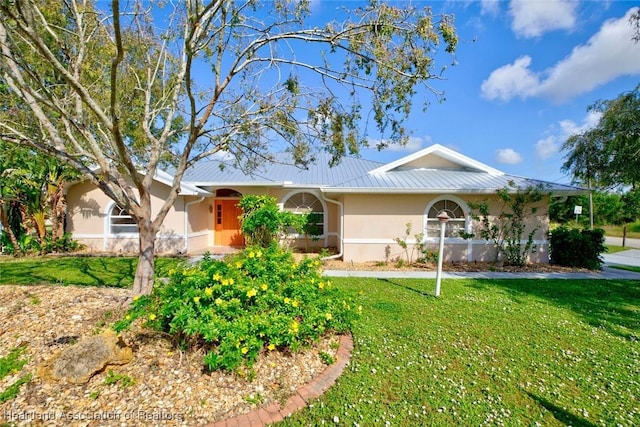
[283,192,324,236]
[426,199,466,238]
[109,205,137,234]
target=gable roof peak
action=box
[368,143,504,175]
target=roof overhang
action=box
[153,169,211,196]
[321,186,586,196]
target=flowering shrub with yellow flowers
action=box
[113,244,358,372]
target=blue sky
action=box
[306,1,640,184]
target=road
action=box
[603,236,640,268]
[605,236,640,249]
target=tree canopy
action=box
[562,84,640,190]
[0,0,459,296]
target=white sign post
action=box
[574,205,582,225]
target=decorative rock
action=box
[37,329,133,384]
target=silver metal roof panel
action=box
[171,150,582,194]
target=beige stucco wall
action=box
[67,180,551,263]
[339,193,550,264]
[66,182,342,255]
[66,180,189,254]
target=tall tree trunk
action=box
[130,221,156,298]
[588,179,594,230]
[0,206,22,256]
[49,187,66,244]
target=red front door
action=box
[214,199,245,246]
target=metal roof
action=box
[171,148,583,195]
[326,169,582,194]
[181,152,383,187]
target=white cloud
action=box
[534,110,602,159]
[482,8,640,102]
[509,0,577,38]
[538,8,640,102]
[480,56,540,101]
[495,148,523,164]
[480,0,501,16]
[535,136,558,160]
[558,110,601,136]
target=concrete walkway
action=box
[189,239,640,280]
[324,265,640,280]
[324,248,640,280]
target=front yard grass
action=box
[0,256,184,287]
[606,244,628,254]
[610,265,640,274]
[1,257,638,425]
[279,277,640,426]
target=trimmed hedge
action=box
[549,226,606,270]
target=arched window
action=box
[283,192,325,236]
[425,199,467,238]
[109,205,137,234]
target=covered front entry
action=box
[214,198,244,247]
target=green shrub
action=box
[549,226,606,270]
[238,195,305,247]
[627,221,640,233]
[41,232,85,253]
[114,244,358,372]
[0,231,84,255]
[0,232,39,255]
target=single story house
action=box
[65,144,581,263]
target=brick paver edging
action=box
[207,333,354,427]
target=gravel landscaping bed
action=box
[0,285,338,427]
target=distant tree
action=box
[550,191,638,227]
[549,195,588,224]
[0,0,459,298]
[592,85,640,188]
[592,191,625,225]
[621,188,640,223]
[562,84,640,228]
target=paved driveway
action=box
[602,249,640,268]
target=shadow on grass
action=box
[470,279,640,341]
[0,257,137,288]
[526,391,598,427]
[378,278,436,298]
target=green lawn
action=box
[279,277,640,426]
[606,244,627,254]
[0,256,185,287]
[610,265,640,274]
[1,257,638,426]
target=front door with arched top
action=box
[214,190,244,246]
